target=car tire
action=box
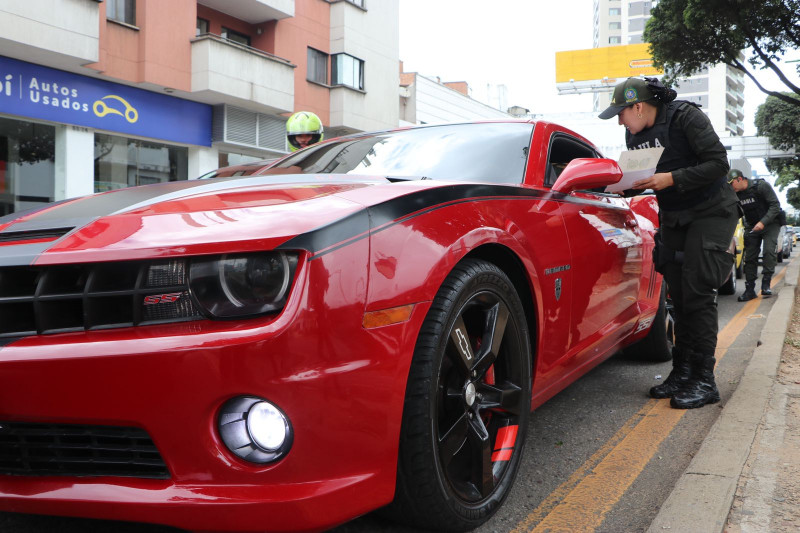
[623,282,674,362]
[778,251,783,263]
[735,258,743,279]
[385,258,532,531]
[719,262,737,295]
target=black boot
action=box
[649,346,691,399]
[738,282,757,302]
[670,352,720,409]
[761,276,772,297]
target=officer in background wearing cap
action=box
[286,111,324,152]
[599,77,739,410]
[727,169,781,301]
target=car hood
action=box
[0,174,403,266]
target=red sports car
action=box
[0,121,669,532]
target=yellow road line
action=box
[512,268,786,532]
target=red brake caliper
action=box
[491,424,518,462]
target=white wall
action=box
[0,0,99,67]
[411,74,510,124]
[189,145,220,179]
[329,0,399,132]
[54,125,94,200]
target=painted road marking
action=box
[511,268,787,532]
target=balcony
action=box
[0,0,100,69]
[191,34,295,114]
[197,0,294,23]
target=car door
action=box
[546,133,643,357]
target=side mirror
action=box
[551,158,623,194]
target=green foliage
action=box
[644,0,800,106]
[755,94,800,150]
[755,93,800,208]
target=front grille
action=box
[0,259,203,338]
[0,422,170,479]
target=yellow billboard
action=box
[555,44,662,83]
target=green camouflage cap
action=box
[598,78,655,120]
[727,169,745,182]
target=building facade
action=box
[399,67,510,126]
[592,0,744,137]
[0,0,399,216]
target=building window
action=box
[106,0,136,25]
[609,22,621,30]
[307,47,329,85]
[94,134,188,192]
[0,117,55,216]
[332,53,364,90]
[196,18,209,36]
[609,36,622,44]
[609,7,621,15]
[221,27,251,47]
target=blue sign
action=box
[0,56,212,146]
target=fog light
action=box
[247,402,288,451]
[218,396,293,464]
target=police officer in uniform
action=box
[600,77,739,409]
[728,169,781,301]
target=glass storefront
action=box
[0,116,55,216]
[94,133,188,192]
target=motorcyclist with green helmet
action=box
[286,111,324,151]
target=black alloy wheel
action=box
[386,259,532,531]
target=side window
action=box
[545,135,601,190]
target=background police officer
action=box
[286,111,324,152]
[600,77,739,410]
[728,169,781,301]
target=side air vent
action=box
[0,228,74,243]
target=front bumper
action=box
[0,298,428,532]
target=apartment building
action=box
[592,0,744,137]
[0,0,399,216]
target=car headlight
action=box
[189,251,299,318]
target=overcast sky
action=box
[399,0,595,115]
[399,0,800,207]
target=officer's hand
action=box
[752,221,765,233]
[632,172,674,191]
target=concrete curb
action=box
[647,257,800,533]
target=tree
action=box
[644,0,800,108]
[755,93,800,209]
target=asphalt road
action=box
[0,258,789,533]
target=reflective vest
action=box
[625,101,725,211]
[736,180,770,227]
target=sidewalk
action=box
[647,257,800,533]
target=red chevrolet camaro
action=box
[0,121,671,532]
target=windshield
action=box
[263,123,533,184]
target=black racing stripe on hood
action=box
[0,241,58,267]
[2,183,203,231]
[367,183,546,228]
[0,198,75,225]
[1,176,390,234]
[277,184,552,257]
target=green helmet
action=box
[286,111,324,151]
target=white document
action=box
[605,147,665,193]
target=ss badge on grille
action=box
[555,278,562,301]
[143,292,183,305]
